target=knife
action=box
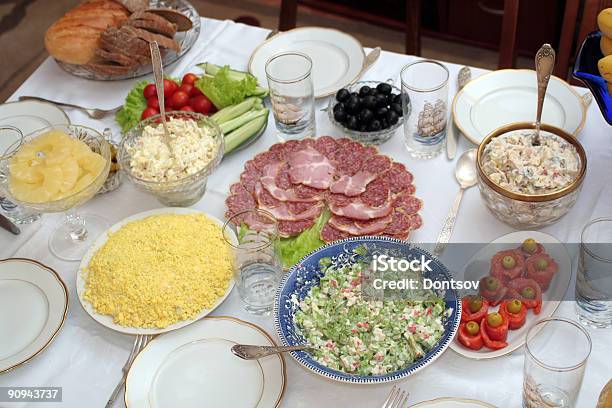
[0,213,20,235]
[446,66,471,160]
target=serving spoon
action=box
[533,43,556,146]
[231,344,314,360]
[149,41,173,154]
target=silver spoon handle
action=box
[231,344,310,360]
[149,41,170,137]
[433,187,464,257]
[534,44,556,133]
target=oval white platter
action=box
[125,316,286,408]
[249,27,365,98]
[449,230,572,359]
[411,397,497,407]
[0,258,68,373]
[453,69,586,145]
[77,207,236,335]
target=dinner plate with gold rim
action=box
[76,207,236,336]
[453,69,586,145]
[410,397,497,407]
[449,231,572,360]
[125,317,286,408]
[0,258,68,373]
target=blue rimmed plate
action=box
[274,236,461,384]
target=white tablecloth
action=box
[1,18,611,408]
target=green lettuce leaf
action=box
[278,210,331,268]
[115,80,148,133]
[195,65,258,109]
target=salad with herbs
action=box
[294,259,448,376]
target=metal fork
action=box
[381,385,410,408]
[105,335,152,408]
[18,96,121,120]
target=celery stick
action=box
[220,108,268,134]
[224,113,268,153]
[211,97,257,124]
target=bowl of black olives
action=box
[328,80,403,145]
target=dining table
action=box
[1,17,611,408]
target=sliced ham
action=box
[288,147,335,189]
[261,162,324,202]
[329,171,378,197]
[254,183,324,221]
[328,195,393,220]
[329,214,392,235]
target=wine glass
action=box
[0,124,111,261]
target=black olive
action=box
[363,95,377,110]
[350,91,359,99]
[369,120,382,131]
[386,93,396,106]
[336,88,350,102]
[358,124,368,132]
[358,109,374,124]
[390,102,403,116]
[333,102,345,113]
[376,83,392,95]
[375,94,387,108]
[359,86,371,97]
[381,118,389,129]
[376,106,388,118]
[387,110,399,125]
[346,115,359,130]
[394,94,403,105]
[334,110,347,123]
[346,96,361,114]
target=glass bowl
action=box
[0,124,111,260]
[327,80,404,145]
[119,111,224,207]
[476,122,587,229]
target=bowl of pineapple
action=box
[0,125,111,260]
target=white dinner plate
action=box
[0,258,68,373]
[249,27,365,98]
[77,208,236,335]
[125,317,286,408]
[0,100,70,154]
[450,231,572,360]
[453,70,586,145]
[411,397,496,407]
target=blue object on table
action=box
[274,236,461,384]
[573,31,612,125]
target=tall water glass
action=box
[223,209,282,315]
[265,52,316,140]
[576,217,612,328]
[400,60,449,159]
[523,318,591,408]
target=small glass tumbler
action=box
[400,60,449,159]
[576,217,612,328]
[223,209,283,315]
[265,52,316,140]
[523,318,591,408]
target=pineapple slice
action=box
[59,160,79,193]
[78,152,107,178]
[71,139,93,159]
[9,159,43,183]
[40,165,63,199]
[70,172,95,195]
[9,178,49,203]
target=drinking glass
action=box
[0,126,41,224]
[400,59,449,159]
[223,209,282,315]
[265,52,316,140]
[523,318,591,408]
[576,217,612,328]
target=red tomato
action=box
[189,86,204,97]
[460,296,490,323]
[141,107,159,120]
[483,313,509,342]
[499,300,527,330]
[178,84,194,96]
[190,95,213,114]
[524,254,558,292]
[507,278,543,314]
[479,276,507,307]
[457,322,483,350]
[143,83,157,99]
[163,79,177,98]
[180,105,195,112]
[480,317,508,350]
[147,96,160,109]
[182,73,198,85]
[170,91,190,109]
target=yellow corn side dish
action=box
[82,213,233,328]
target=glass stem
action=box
[65,208,88,241]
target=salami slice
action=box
[225,184,256,220]
[254,182,280,208]
[329,214,393,237]
[252,151,279,171]
[361,176,390,208]
[387,163,414,194]
[384,211,411,235]
[278,218,316,237]
[294,184,325,199]
[239,168,260,194]
[332,145,365,176]
[320,222,351,243]
[276,139,304,161]
[363,154,392,174]
[394,194,423,215]
[286,201,313,214]
[328,192,353,207]
[313,136,338,159]
[275,162,293,189]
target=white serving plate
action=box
[449,231,572,359]
[453,70,586,145]
[77,208,236,335]
[0,258,68,373]
[411,397,496,407]
[125,317,286,408]
[249,27,365,98]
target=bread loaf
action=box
[45,0,129,65]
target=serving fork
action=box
[18,96,121,120]
[381,385,410,408]
[105,334,152,408]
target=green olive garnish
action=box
[507,299,523,314]
[534,258,549,271]
[485,277,500,291]
[521,287,536,299]
[487,312,503,328]
[502,255,516,269]
[468,296,483,313]
[522,238,538,254]
[466,321,479,335]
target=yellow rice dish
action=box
[82,213,233,328]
